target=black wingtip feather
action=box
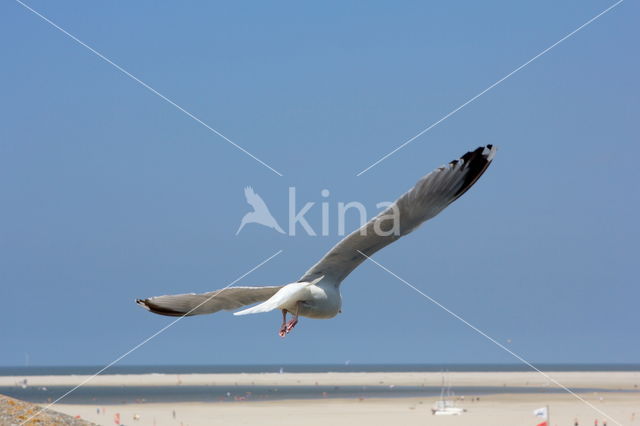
[451,145,496,201]
[136,298,187,317]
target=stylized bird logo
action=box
[236,186,285,235]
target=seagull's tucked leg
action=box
[285,302,301,334]
[278,302,302,338]
[285,315,298,334]
[278,309,288,337]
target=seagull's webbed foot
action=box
[285,316,298,334]
[278,303,301,338]
[279,310,288,337]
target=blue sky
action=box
[1,1,638,366]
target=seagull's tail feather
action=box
[233,298,281,316]
[233,280,319,316]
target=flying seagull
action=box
[137,145,497,337]
[236,186,285,235]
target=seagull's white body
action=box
[137,145,497,335]
[234,276,341,319]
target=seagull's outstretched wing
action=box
[137,286,283,317]
[298,145,497,284]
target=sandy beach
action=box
[1,371,639,389]
[52,393,639,426]
[1,371,638,426]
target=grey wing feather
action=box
[299,145,497,284]
[136,286,283,317]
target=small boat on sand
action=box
[431,374,466,416]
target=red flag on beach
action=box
[536,421,548,426]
